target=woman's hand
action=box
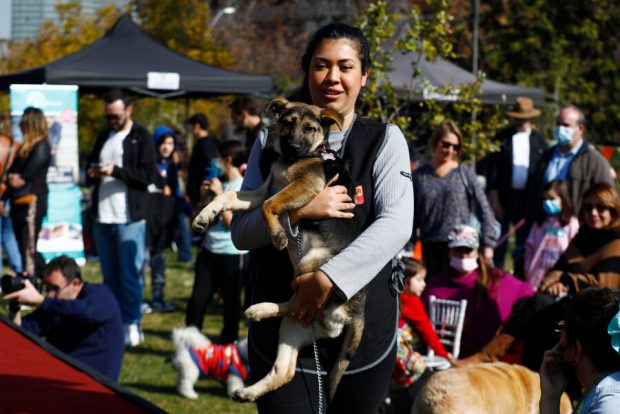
[539,271,562,293]
[290,175,355,224]
[7,173,25,189]
[539,343,570,413]
[288,270,334,327]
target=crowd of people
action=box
[1,20,620,414]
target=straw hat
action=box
[506,96,541,119]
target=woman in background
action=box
[7,107,51,275]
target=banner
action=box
[10,84,85,265]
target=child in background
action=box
[524,180,579,290]
[185,140,249,343]
[392,258,449,387]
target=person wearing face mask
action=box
[422,224,533,358]
[524,180,579,290]
[527,105,612,227]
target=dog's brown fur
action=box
[412,362,573,414]
[192,97,368,403]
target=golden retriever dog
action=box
[412,362,572,414]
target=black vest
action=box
[249,117,397,373]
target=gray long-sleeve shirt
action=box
[230,122,414,300]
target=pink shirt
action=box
[524,216,579,289]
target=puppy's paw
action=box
[192,207,219,231]
[231,387,258,403]
[271,231,288,250]
[244,303,272,321]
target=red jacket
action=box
[399,293,448,357]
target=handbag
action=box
[458,164,501,240]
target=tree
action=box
[450,0,620,144]
[356,0,504,160]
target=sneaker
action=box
[124,323,144,347]
[141,302,153,315]
[151,302,176,313]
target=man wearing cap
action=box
[528,104,613,218]
[488,97,547,274]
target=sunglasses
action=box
[105,114,122,121]
[440,141,461,151]
[583,202,610,213]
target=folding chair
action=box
[423,295,467,370]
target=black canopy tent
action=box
[386,49,545,106]
[0,14,273,98]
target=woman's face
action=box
[434,132,460,163]
[308,38,368,121]
[158,136,175,159]
[582,196,613,229]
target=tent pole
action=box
[185,96,191,150]
[470,0,481,168]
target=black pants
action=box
[502,293,570,370]
[421,241,448,279]
[185,249,248,343]
[11,196,46,275]
[251,340,397,414]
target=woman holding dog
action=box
[231,23,413,413]
[413,120,497,278]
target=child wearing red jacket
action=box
[392,258,448,386]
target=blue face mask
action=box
[554,126,574,145]
[543,199,562,215]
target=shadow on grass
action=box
[143,328,175,341]
[124,382,178,395]
[126,346,172,358]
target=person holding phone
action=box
[185,140,248,344]
[540,287,620,413]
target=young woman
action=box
[413,121,497,277]
[7,107,51,275]
[524,180,579,289]
[186,140,249,344]
[230,23,413,413]
[422,224,533,358]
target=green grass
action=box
[8,249,258,414]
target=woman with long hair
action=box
[413,121,497,277]
[7,107,52,275]
[230,22,413,413]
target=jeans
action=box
[93,220,145,324]
[176,212,192,262]
[0,214,23,273]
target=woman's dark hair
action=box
[578,182,620,230]
[536,180,575,226]
[19,107,48,158]
[401,257,425,278]
[566,287,620,373]
[217,140,247,169]
[296,22,371,104]
[475,253,504,302]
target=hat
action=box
[506,97,541,119]
[447,224,480,249]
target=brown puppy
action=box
[412,362,573,414]
[192,97,368,403]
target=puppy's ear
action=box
[267,97,290,119]
[320,108,344,131]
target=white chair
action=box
[423,295,467,370]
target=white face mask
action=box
[450,256,479,273]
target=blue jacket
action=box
[22,283,124,381]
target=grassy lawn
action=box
[5,248,257,414]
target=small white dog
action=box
[171,327,249,399]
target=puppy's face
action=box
[268,97,343,158]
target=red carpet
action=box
[0,317,165,414]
